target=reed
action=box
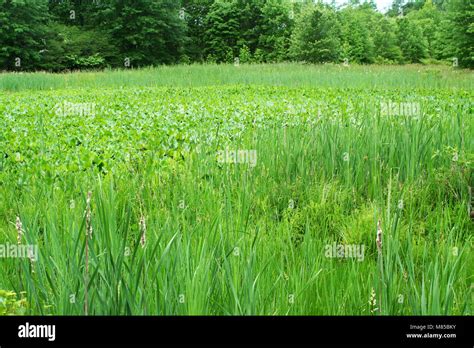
[84,191,92,315]
[0,64,471,315]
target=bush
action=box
[65,54,106,70]
[253,48,265,63]
[239,45,252,64]
[0,290,28,315]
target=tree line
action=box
[0,0,472,71]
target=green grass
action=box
[0,65,472,315]
[0,63,472,91]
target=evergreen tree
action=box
[387,0,405,17]
[373,16,403,63]
[258,0,293,62]
[0,0,51,70]
[182,0,214,62]
[97,0,186,67]
[409,0,442,59]
[447,0,474,68]
[289,3,342,63]
[203,0,240,62]
[339,6,376,63]
[397,16,428,63]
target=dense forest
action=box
[0,0,472,71]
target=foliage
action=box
[0,64,472,315]
[0,0,471,70]
[0,290,28,315]
[447,0,474,68]
[65,54,106,70]
[397,16,428,63]
[339,5,376,63]
[289,4,342,63]
[0,0,51,70]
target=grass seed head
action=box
[15,217,23,245]
[369,288,378,313]
[376,219,383,254]
[86,191,93,238]
[139,215,146,248]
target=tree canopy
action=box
[0,0,471,71]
